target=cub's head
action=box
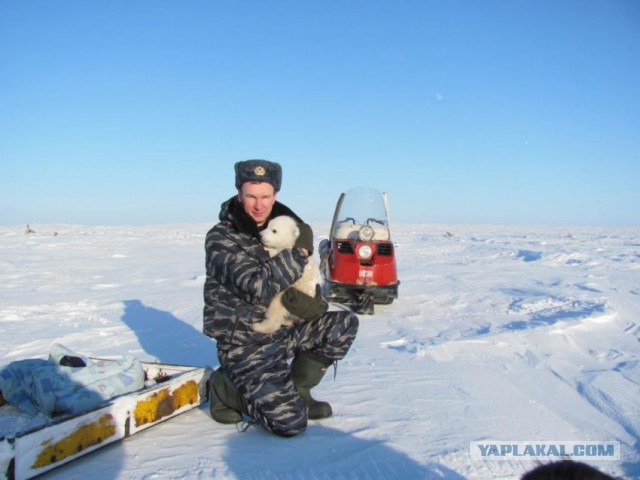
[260,216,300,252]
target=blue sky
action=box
[1,0,638,226]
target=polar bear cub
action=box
[253,216,323,334]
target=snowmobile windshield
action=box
[331,187,391,240]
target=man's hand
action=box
[282,284,326,321]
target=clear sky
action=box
[1,0,638,226]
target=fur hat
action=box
[234,159,282,192]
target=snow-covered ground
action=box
[1,222,638,479]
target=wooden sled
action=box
[1,361,212,480]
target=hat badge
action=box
[254,166,266,176]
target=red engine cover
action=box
[329,241,398,286]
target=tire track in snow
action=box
[575,361,640,455]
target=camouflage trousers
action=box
[216,310,359,437]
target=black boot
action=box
[291,352,333,420]
[209,369,245,424]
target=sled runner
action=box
[1,360,211,480]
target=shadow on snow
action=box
[223,423,467,480]
[120,299,217,368]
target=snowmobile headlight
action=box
[357,244,373,260]
[359,226,375,242]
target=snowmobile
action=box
[319,187,399,314]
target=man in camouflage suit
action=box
[203,159,359,437]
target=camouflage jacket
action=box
[203,197,307,346]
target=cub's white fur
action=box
[252,216,323,334]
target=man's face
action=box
[238,182,277,226]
